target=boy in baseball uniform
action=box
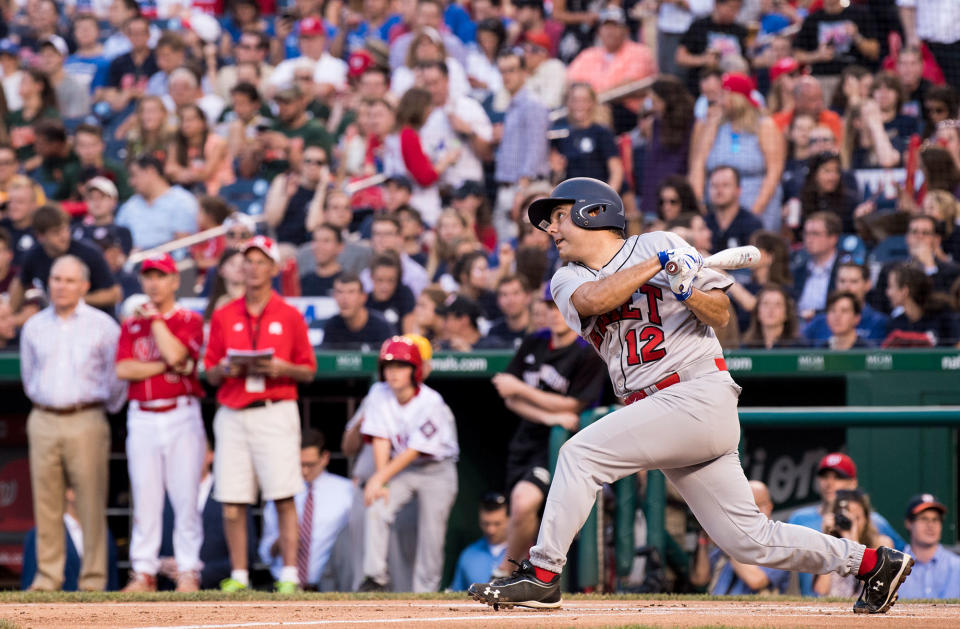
[116,253,206,592]
[469,178,913,614]
[359,336,459,593]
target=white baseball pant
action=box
[126,398,206,576]
[363,458,458,592]
[529,369,865,577]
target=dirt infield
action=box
[4,598,960,629]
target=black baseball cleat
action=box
[853,547,915,614]
[357,577,389,593]
[467,559,561,610]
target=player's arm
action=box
[571,256,663,317]
[683,288,731,329]
[150,319,190,368]
[504,397,579,431]
[116,359,167,381]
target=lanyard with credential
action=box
[244,308,263,350]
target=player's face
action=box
[907,510,943,547]
[140,269,179,306]
[545,203,581,262]
[383,361,415,395]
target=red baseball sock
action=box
[858,548,878,576]
[534,566,558,582]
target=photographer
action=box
[813,489,893,598]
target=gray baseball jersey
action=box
[550,231,732,398]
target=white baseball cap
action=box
[85,176,119,200]
[40,35,69,57]
[241,235,281,264]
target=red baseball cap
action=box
[817,452,857,479]
[769,57,800,83]
[523,30,552,52]
[242,235,281,263]
[721,72,759,108]
[299,16,326,37]
[140,253,177,275]
[348,49,375,78]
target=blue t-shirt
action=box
[448,538,506,591]
[707,547,790,595]
[787,504,906,596]
[65,53,111,92]
[342,15,402,56]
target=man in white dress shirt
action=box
[20,255,127,591]
[259,430,353,590]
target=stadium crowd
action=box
[1,0,960,598]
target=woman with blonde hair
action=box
[124,95,173,164]
[426,209,474,281]
[390,28,469,100]
[922,189,960,261]
[740,284,804,349]
[690,73,785,231]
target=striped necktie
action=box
[297,480,314,587]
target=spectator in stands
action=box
[392,30,470,103]
[691,73,785,231]
[6,68,59,170]
[321,273,394,350]
[116,155,199,253]
[165,68,225,131]
[362,215,429,297]
[493,50,549,242]
[819,291,872,349]
[145,32,186,97]
[203,249,244,320]
[654,176,700,223]
[0,294,16,350]
[676,0,748,95]
[794,0,880,99]
[157,443,257,590]
[188,197,231,285]
[703,166,763,254]
[426,209,473,283]
[898,494,960,600]
[62,124,132,202]
[103,16,157,115]
[20,254,126,591]
[37,35,89,119]
[841,99,904,170]
[766,57,800,115]
[781,123,843,217]
[300,224,343,298]
[872,215,960,312]
[691,480,789,595]
[899,0,960,92]
[520,30,562,110]
[165,104,233,196]
[218,30,272,98]
[20,488,120,591]
[550,83,623,191]
[389,0,467,71]
[799,151,860,235]
[814,489,893,598]
[418,59,493,191]
[773,76,844,144]
[448,492,509,591]
[262,84,333,179]
[14,205,121,314]
[203,236,317,593]
[396,206,428,264]
[638,78,696,214]
[922,190,960,261]
[487,275,532,349]
[792,211,843,321]
[32,120,80,200]
[125,96,172,165]
[65,15,109,96]
[264,144,329,248]
[367,252,416,334]
[740,284,803,349]
[91,226,141,301]
[885,263,960,346]
[259,430,353,590]
[788,452,905,596]
[668,212,714,257]
[0,41,22,112]
[409,286,447,342]
[804,262,889,344]
[271,17,347,98]
[0,176,40,266]
[453,251,500,320]
[359,335,459,593]
[0,144,20,203]
[922,86,959,138]
[0,227,16,294]
[437,294,490,350]
[383,177,413,215]
[919,145,960,197]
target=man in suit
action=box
[21,488,119,591]
[792,212,844,322]
[157,443,257,590]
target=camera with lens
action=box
[829,489,860,537]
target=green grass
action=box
[0,619,22,629]
[0,590,957,605]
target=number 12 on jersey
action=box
[624,326,666,365]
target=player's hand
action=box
[556,412,579,432]
[492,373,523,398]
[658,247,702,301]
[172,357,195,376]
[364,475,389,506]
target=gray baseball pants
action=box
[529,369,865,577]
[364,458,458,592]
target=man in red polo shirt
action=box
[204,236,316,593]
[116,253,206,593]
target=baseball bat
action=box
[665,245,762,275]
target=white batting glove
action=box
[658,247,702,301]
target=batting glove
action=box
[659,247,703,302]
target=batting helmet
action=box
[527,177,625,233]
[378,336,423,385]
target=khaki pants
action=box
[27,407,110,590]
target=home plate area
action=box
[5,599,960,629]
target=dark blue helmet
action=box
[527,177,625,232]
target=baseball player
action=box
[115,253,206,592]
[359,336,459,593]
[468,178,913,614]
[204,236,317,593]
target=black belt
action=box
[241,399,286,409]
